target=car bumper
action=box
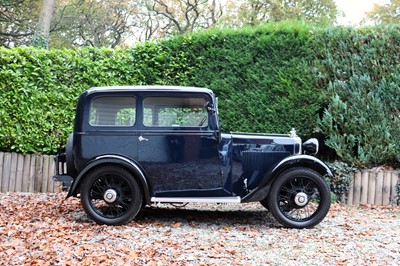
[53,153,73,191]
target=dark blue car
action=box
[54,86,332,228]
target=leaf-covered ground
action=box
[1,193,399,265]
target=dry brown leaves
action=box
[0,193,399,265]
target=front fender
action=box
[271,154,333,179]
[66,155,151,204]
[241,155,333,202]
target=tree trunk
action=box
[32,0,56,48]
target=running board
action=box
[151,196,241,204]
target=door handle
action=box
[138,136,148,142]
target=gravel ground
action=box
[0,193,400,265]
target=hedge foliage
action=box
[0,45,194,153]
[314,26,400,166]
[173,23,322,135]
[1,23,399,168]
[0,22,322,154]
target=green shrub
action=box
[319,75,400,166]
[326,161,358,203]
[314,25,400,166]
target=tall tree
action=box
[32,0,56,48]
[50,0,145,48]
[270,0,338,23]
[1,0,339,48]
[366,0,400,24]
[146,0,224,36]
[0,0,41,47]
[220,0,338,27]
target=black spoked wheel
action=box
[81,166,142,225]
[268,167,331,229]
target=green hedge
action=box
[1,23,399,168]
[170,23,321,135]
[0,45,194,153]
[0,22,321,154]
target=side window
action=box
[90,96,136,126]
[143,97,208,127]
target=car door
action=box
[76,93,139,171]
[137,92,224,197]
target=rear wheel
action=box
[81,166,142,225]
[268,167,330,229]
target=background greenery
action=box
[0,22,399,169]
[314,25,400,166]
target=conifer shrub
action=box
[315,25,400,166]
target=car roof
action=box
[85,85,213,95]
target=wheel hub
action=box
[294,192,308,207]
[104,189,118,203]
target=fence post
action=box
[2,153,11,193]
[347,174,354,205]
[383,172,392,205]
[35,155,43,193]
[28,155,36,192]
[375,172,384,205]
[22,154,31,192]
[0,152,3,192]
[8,153,18,192]
[390,172,399,205]
[353,172,362,205]
[367,172,376,204]
[15,154,24,192]
[360,171,369,204]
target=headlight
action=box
[303,138,319,155]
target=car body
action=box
[54,86,333,228]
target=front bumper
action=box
[53,153,73,191]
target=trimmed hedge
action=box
[0,45,194,153]
[1,23,399,168]
[0,22,321,154]
[171,23,321,135]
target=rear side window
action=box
[89,96,136,126]
[143,97,208,127]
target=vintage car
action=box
[54,86,333,229]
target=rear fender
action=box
[66,155,151,205]
[241,155,333,202]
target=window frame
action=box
[88,95,137,127]
[142,96,209,128]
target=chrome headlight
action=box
[303,138,319,155]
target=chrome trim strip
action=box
[151,196,241,203]
[139,132,214,136]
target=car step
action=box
[151,196,241,204]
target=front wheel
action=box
[268,167,331,229]
[81,166,143,225]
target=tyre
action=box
[66,133,77,176]
[267,167,331,229]
[80,166,143,225]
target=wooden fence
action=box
[347,170,399,206]
[0,152,399,205]
[0,152,58,193]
